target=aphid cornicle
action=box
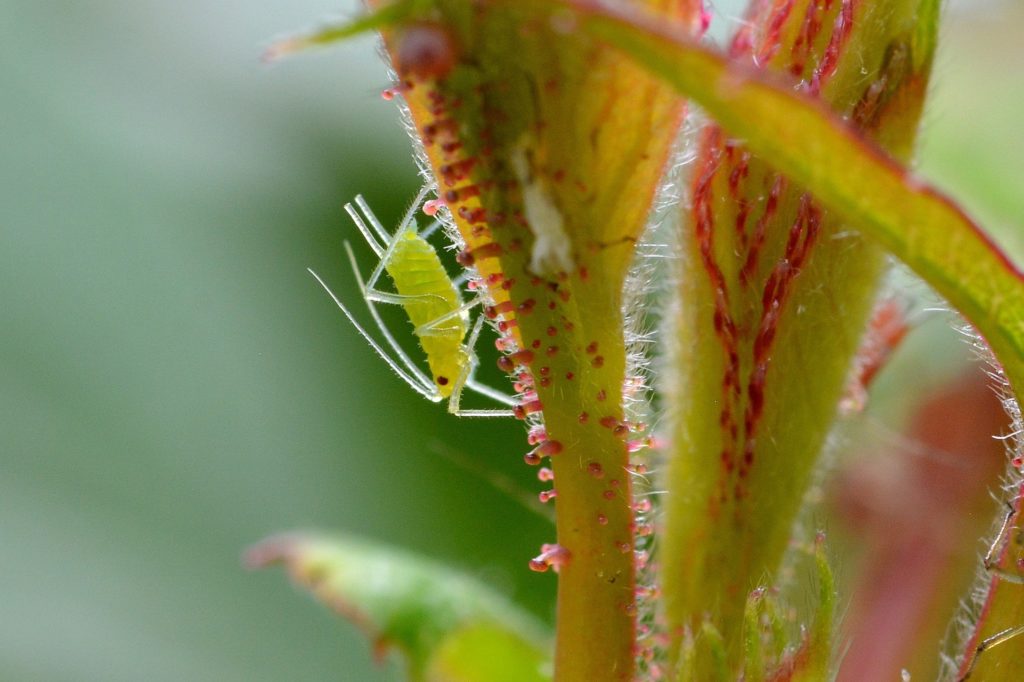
[309,185,514,417]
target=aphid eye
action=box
[436,376,450,386]
[394,23,457,80]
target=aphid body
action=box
[309,185,513,417]
[384,227,467,396]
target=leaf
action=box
[263,0,422,62]
[551,2,1024,677]
[640,0,939,673]
[564,0,1024,395]
[426,623,550,682]
[245,533,551,681]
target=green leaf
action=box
[564,0,1024,396]
[644,0,938,673]
[263,0,422,61]
[426,623,550,682]
[246,533,551,681]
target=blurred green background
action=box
[0,1,1019,680]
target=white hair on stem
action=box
[623,122,699,677]
[938,316,1024,680]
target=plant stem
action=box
[520,286,638,681]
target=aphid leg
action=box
[419,218,444,240]
[459,313,516,408]
[414,296,480,338]
[414,302,515,412]
[344,241,448,308]
[959,624,1024,681]
[957,498,1024,680]
[307,269,440,402]
[465,377,518,407]
[358,211,415,301]
[343,202,385,257]
[982,500,1024,584]
[448,315,516,417]
[355,184,431,247]
[339,247,445,399]
[349,192,451,308]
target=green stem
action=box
[518,287,637,681]
[550,418,635,681]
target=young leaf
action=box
[426,623,551,682]
[640,0,940,674]
[564,0,1024,395]
[245,533,551,682]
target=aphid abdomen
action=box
[385,229,468,396]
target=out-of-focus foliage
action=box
[0,0,1020,680]
[247,533,551,681]
[0,2,547,681]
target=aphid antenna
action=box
[307,268,440,402]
